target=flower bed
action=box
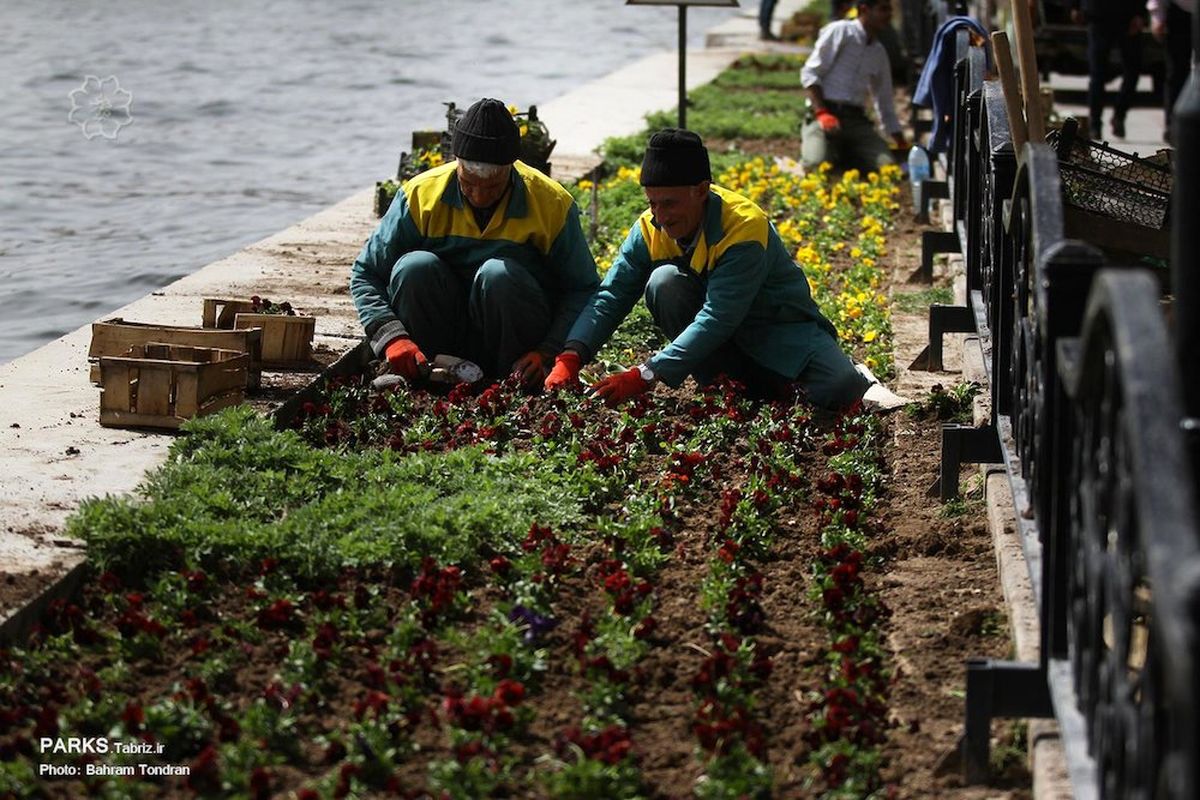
[0,58,961,800]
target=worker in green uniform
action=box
[544,129,869,410]
[349,98,598,384]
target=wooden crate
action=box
[98,344,248,429]
[89,318,262,388]
[202,298,315,366]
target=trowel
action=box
[372,354,484,390]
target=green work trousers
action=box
[388,250,551,379]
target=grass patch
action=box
[647,87,803,140]
[714,55,808,90]
[892,286,954,314]
[69,408,593,583]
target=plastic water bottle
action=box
[907,145,931,212]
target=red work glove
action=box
[544,351,583,391]
[591,367,652,407]
[815,108,840,134]
[385,336,427,381]
[512,350,551,387]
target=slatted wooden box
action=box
[89,318,262,389]
[98,344,248,429]
[202,298,315,366]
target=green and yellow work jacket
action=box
[350,160,598,356]
[566,183,838,387]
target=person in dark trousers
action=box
[349,98,599,386]
[1148,0,1195,141]
[759,0,778,40]
[1069,0,1148,139]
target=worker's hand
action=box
[544,351,583,391]
[591,367,652,407]
[1152,19,1167,40]
[512,350,551,387]
[815,108,841,134]
[1128,16,1145,36]
[385,336,427,381]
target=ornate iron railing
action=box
[1056,271,1200,799]
[913,22,1200,797]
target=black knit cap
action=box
[640,128,712,187]
[452,98,521,165]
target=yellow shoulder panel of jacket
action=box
[707,185,769,265]
[403,161,459,234]
[402,161,571,254]
[636,186,769,274]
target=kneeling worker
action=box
[349,98,599,385]
[800,0,907,172]
[544,129,869,410]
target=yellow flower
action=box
[863,329,878,343]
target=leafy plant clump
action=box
[247,295,296,316]
[906,381,982,423]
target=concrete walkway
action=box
[0,3,806,613]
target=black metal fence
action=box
[913,20,1200,799]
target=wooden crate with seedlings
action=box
[89,318,262,389]
[98,344,248,430]
[202,298,315,366]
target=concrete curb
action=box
[938,226,1073,798]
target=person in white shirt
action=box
[1148,0,1195,141]
[800,0,908,172]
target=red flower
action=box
[353,690,390,720]
[187,745,220,793]
[487,653,513,677]
[494,679,526,706]
[256,598,298,630]
[120,701,144,728]
[183,569,208,592]
[633,616,657,639]
[717,539,740,564]
[250,767,271,800]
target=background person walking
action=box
[1148,0,1195,141]
[1070,0,1148,139]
